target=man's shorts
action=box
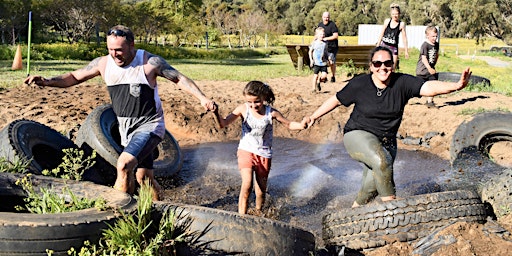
[123,132,162,169]
[313,65,328,74]
[237,149,271,173]
[328,52,337,64]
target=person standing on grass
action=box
[318,11,339,83]
[309,27,331,93]
[24,25,216,201]
[416,25,440,108]
[376,3,409,70]
[303,46,471,208]
[213,81,306,215]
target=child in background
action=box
[214,81,306,215]
[416,25,440,108]
[309,27,331,93]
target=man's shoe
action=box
[316,82,322,92]
[330,76,336,83]
[425,101,438,109]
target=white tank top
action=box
[104,49,165,146]
[238,104,273,158]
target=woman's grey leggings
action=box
[343,130,397,205]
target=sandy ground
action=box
[1,75,512,254]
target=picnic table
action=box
[285,44,375,71]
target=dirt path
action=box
[1,76,512,255]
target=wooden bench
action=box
[285,44,375,71]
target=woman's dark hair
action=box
[243,81,275,105]
[369,46,394,63]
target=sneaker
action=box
[330,76,336,83]
[316,82,322,92]
[425,102,438,109]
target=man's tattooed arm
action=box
[148,54,180,83]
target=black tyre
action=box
[75,104,183,185]
[153,202,315,255]
[437,72,490,86]
[481,169,512,218]
[0,172,136,256]
[0,119,76,174]
[322,190,487,250]
[450,111,512,164]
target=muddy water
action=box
[160,137,502,247]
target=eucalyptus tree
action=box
[450,0,512,44]
[203,0,238,48]
[284,0,318,35]
[0,0,31,45]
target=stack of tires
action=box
[0,172,136,255]
[322,111,512,254]
[0,104,183,255]
[0,104,183,186]
[322,190,487,251]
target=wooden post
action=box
[295,45,303,71]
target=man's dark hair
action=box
[107,25,135,44]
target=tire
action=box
[450,111,512,164]
[75,104,183,185]
[0,119,108,184]
[322,190,487,250]
[437,72,490,86]
[0,119,77,174]
[0,172,136,256]
[152,202,316,255]
[481,168,512,218]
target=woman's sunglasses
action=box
[371,60,394,68]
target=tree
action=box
[0,0,31,45]
[34,0,109,43]
[450,0,510,44]
[203,1,238,48]
[285,0,318,34]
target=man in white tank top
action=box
[25,25,216,200]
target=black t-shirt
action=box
[336,73,424,139]
[317,21,339,52]
[416,41,440,77]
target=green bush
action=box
[0,42,277,61]
[0,157,29,173]
[14,174,106,214]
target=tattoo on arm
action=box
[83,57,100,71]
[148,54,180,83]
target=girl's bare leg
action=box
[254,171,269,211]
[238,167,253,214]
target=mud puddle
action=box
[160,137,502,247]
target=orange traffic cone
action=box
[11,44,23,70]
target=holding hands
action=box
[201,98,217,112]
[301,116,315,129]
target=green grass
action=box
[398,48,512,95]
[2,37,512,95]
[457,107,511,116]
[0,54,306,89]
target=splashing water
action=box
[161,137,504,246]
